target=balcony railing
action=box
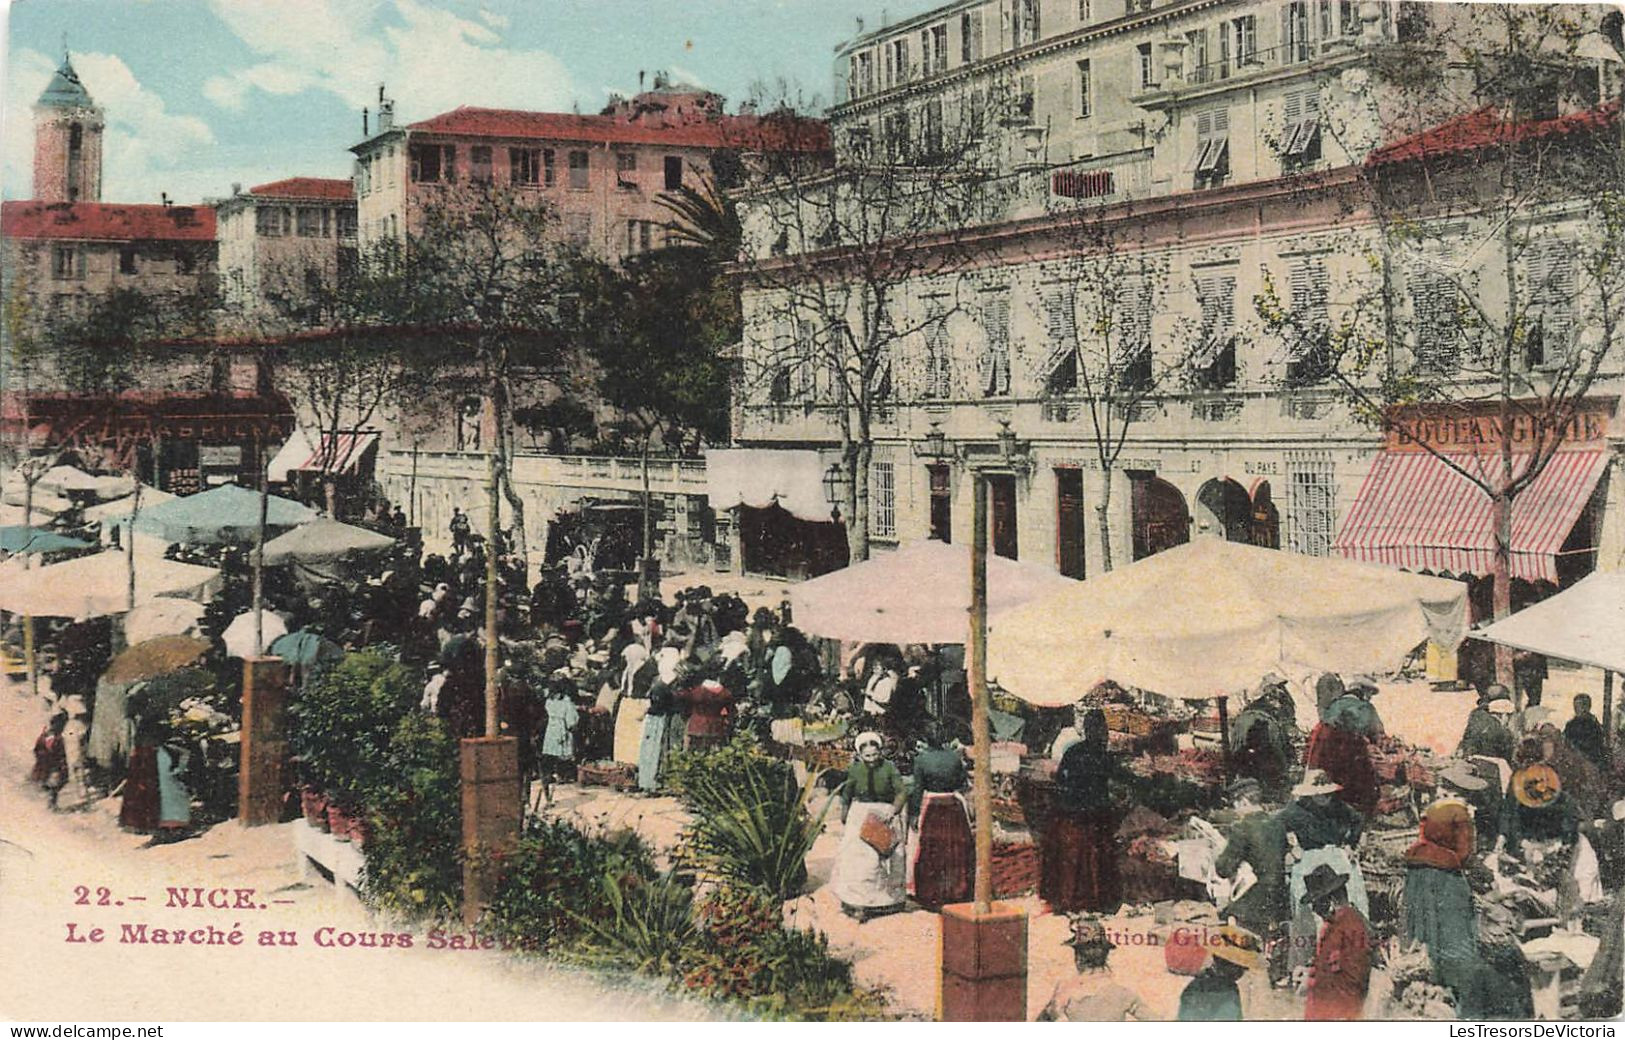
[1186,36,1361,87]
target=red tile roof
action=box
[1,200,217,242]
[406,106,830,153]
[249,177,354,200]
[1367,98,1621,168]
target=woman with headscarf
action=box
[1403,795,1478,1011]
[910,726,971,910]
[631,646,678,786]
[1042,708,1122,914]
[613,644,662,765]
[1280,769,1369,974]
[831,731,909,921]
[1304,675,1380,816]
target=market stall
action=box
[0,551,220,619]
[128,483,317,545]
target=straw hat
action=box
[1512,763,1562,808]
[1345,675,1380,696]
[1210,926,1262,970]
[1439,764,1489,793]
[1063,915,1114,949]
[1292,768,1342,798]
[1486,697,1517,716]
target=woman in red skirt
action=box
[1042,709,1121,913]
[910,728,971,909]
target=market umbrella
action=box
[787,538,1077,645]
[986,537,1468,706]
[0,526,92,555]
[123,599,207,645]
[221,610,289,659]
[269,630,345,668]
[131,484,317,545]
[102,635,211,685]
[261,516,394,566]
[83,484,176,525]
[0,551,221,619]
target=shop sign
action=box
[199,445,244,467]
[1385,397,1615,452]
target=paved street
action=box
[0,676,727,1023]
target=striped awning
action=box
[1334,449,1608,582]
[298,431,379,475]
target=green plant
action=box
[670,739,831,899]
[290,648,420,803]
[481,818,658,952]
[358,712,462,918]
[569,870,699,975]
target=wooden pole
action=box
[253,431,268,657]
[484,391,502,738]
[125,481,141,614]
[1604,670,1615,750]
[1216,694,1232,785]
[970,471,992,913]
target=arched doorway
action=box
[1250,479,1280,549]
[1130,472,1191,561]
[1196,477,1252,543]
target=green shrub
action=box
[669,739,830,899]
[569,870,700,975]
[291,648,421,804]
[481,818,658,952]
[359,713,462,919]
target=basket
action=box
[578,760,637,790]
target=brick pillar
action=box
[238,657,289,827]
[939,902,1028,1021]
[460,736,522,926]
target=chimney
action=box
[363,106,370,137]
[161,191,171,208]
[231,182,242,196]
[639,70,646,90]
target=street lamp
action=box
[913,419,949,461]
[821,462,848,522]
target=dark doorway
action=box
[1130,472,1190,561]
[1197,477,1253,542]
[1055,467,1086,579]
[738,503,849,579]
[1250,480,1281,549]
[989,475,1019,560]
[928,464,952,543]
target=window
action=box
[1040,287,1077,395]
[664,156,683,190]
[1014,75,1036,122]
[1186,28,1210,82]
[615,152,637,189]
[174,246,196,274]
[930,23,949,73]
[1288,455,1335,556]
[409,144,456,183]
[568,150,589,189]
[255,207,289,237]
[1193,273,1237,388]
[296,207,329,237]
[119,245,138,275]
[924,297,954,398]
[625,219,656,255]
[882,109,912,160]
[336,209,358,238]
[1281,89,1322,164]
[1317,0,1335,40]
[850,51,875,97]
[1410,265,1462,374]
[1282,0,1312,63]
[470,145,493,183]
[980,288,1012,397]
[922,99,944,158]
[1340,0,1359,34]
[565,212,592,247]
[1138,42,1158,89]
[1526,240,1576,369]
[1285,255,1332,384]
[1116,284,1153,391]
[871,461,897,538]
[543,149,557,187]
[1230,15,1258,67]
[921,29,935,75]
[511,147,542,185]
[1079,0,1092,23]
[1014,0,1041,46]
[961,11,983,62]
[51,245,83,280]
[1077,60,1093,118]
[1191,107,1231,184]
[887,38,910,85]
[1395,1,1429,42]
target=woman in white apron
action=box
[830,732,909,921]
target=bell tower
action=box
[33,53,104,203]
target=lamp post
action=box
[821,460,848,522]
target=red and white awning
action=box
[1334,449,1608,583]
[267,430,379,483]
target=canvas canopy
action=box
[0,526,92,556]
[266,429,316,483]
[1472,571,1625,675]
[83,484,176,524]
[130,484,317,544]
[0,551,220,619]
[262,517,394,565]
[986,537,1468,706]
[4,465,133,503]
[123,598,206,644]
[221,610,289,659]
[705,448,837,524]
[788,538,1077,645]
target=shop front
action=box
[705,447,848,579]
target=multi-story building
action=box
[722,0,1625,617]
[216,178,358,320]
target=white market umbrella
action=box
[0,552,220,620]
[221,610,289,660]
[262,516,395,566]
[1472,571,1625,675]
[788,538,1078,646]
[987,537,1468,706]
[123,598,207,645]
[83,484,176,524]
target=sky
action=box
[0,0,945,204]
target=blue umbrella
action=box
[0,526,92,555]
[131,484,317,545]
[268,630,345,668]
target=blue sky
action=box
[1,0,944,203]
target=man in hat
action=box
[1231,677,1297,801]
[1036,917,1148,1022]
[1177,925,1260,1021]
[1323,676,1384,739]
[1301,864,1371,1021]
[1214,778,1291,978]
[1457,684,1517,761]
[1564,694,1608,773]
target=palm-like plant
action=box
[678,759,832,900]
[571,871,698,974]
[656,178,741,260]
